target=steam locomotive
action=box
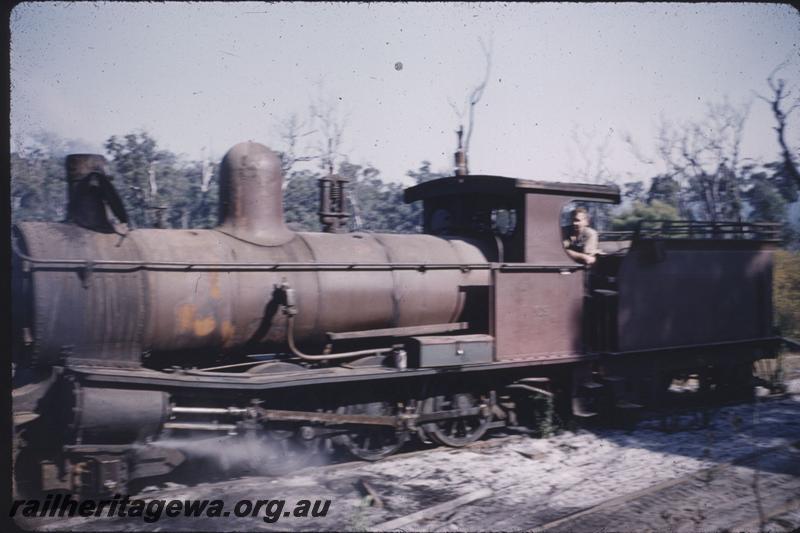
[12,141,781,496]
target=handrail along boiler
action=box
[11,142,781,496]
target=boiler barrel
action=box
[13,222,490,365]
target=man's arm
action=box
[565,248,596,265]
[564,228,599,265]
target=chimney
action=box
[65,154,119,232]
[454,126,468,176]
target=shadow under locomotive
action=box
[11,141,783,498]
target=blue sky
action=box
[10,2,800,185]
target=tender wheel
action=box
[635,370,675,408]
[337,402,407,461]
[421,393,492,447]
[714,362,755,400]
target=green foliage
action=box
[13,122,796,248]
[763,160,799,204]
[283,170,322,232]
[587,195,617,231]
[406,160,446,185]
[744,169,798,249]
[622,181,646,203]
[105,132,220,229]
[163,160,220,229]
[342,161,422,233]
[774,250,800,340]
[11,150,66,224]
[104,131,160,227]
[685,165,743,221]
[610,200,680,231]
[647,175,681,209]
[617,165,798,247]
[747,172,787,223]
[12,130,221,230]
[280,160,443,234]
[9,129,438,235]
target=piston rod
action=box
[170,406,252,416]
[163,422,238,432]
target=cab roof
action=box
[403,175,620,204]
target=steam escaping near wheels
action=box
[151,433,325,479]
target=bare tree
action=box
[624,118,692,217]
[568,125,614,185]
[200,146,215,193]
[448,37,493,171]
[275,112,317,181]
[626,100,751,221]
[273,77,350,181]
[679,99,750,221]
[274,83,360,228]
[624,116,702,218]
[308,83,350,174]
[756,60,800,187]
[622,131,656,167]
[565,125,616,228]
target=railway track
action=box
[347,392,800,532]
[532,442,800,532]
[346,418,800,531]
[285,393,800,532]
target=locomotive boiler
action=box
[11,141,781,497]
[13,143,489,366]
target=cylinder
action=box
[73,387,170,442]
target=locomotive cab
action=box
[406,175,619,265]
[405,176,620,361]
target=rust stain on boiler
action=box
[177,304,196,333]
[221,320,235,343]
[193,317,217,337]
[209,272,222,299]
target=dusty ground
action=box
[17,356,800,532]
